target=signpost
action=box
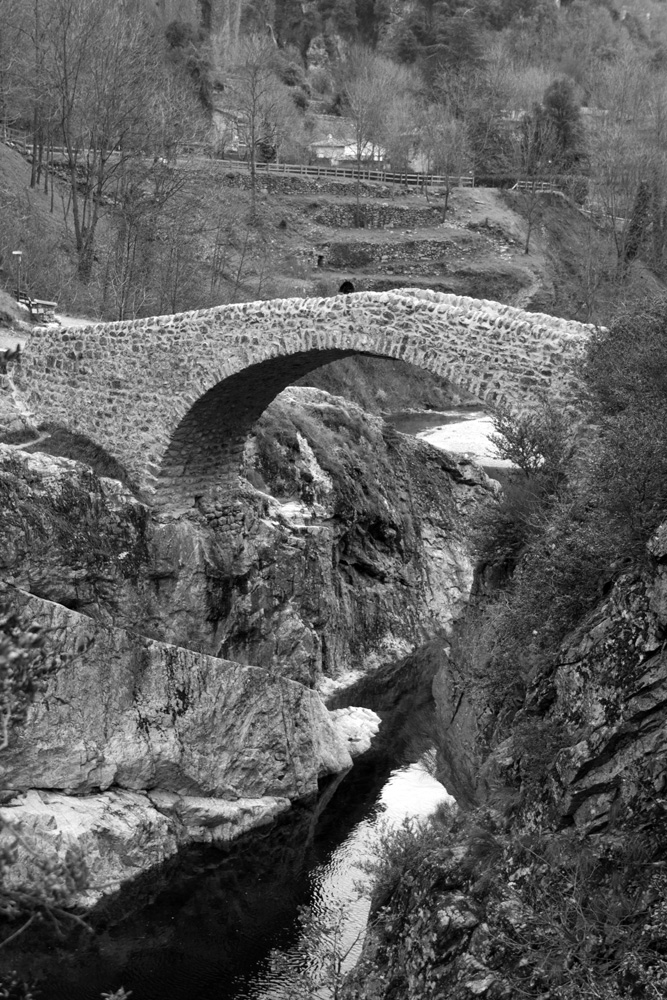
[11,250,22,301]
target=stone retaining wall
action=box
[313,202,444,229]
[215,168,404,199]
[323,235,488,273]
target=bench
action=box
[17,294,58,321]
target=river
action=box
[386,407,511,481]
[37,749,450,1000]
[34,407,497,1000]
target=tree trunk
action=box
[30,107,39,188]
[442,183,450,222]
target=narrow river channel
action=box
[37,408,500,1000]
[40,748,450,1000]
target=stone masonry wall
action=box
[323,236,483,272]
[14,289,593,506]
[312,202,444,229]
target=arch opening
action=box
[158,347,381,502]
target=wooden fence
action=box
[1,124,29,152]
[0,124,88,160]
[510,179,563,194]
[217,156,475,189]
[2,122,587,196]
[0,123,475,189]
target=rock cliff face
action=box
[434,523,667,832]
[345,524,667,1000]
[0,389,491,680]
[1,591,357,799]
[0,587,380,903]
[0,386,494,900]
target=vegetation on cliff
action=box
[344,802,667,999]
[467,300,667,732]
[342,302,667,998]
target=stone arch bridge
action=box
[17,289,593,506]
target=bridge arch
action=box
[17,289,592,507]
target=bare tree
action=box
[418,104,471,218]
[2,0,59,188]
[43,0,204,279]
[587,59,667,275]
[508,105,564,253]
[0,0,23,126]
[224,34,299,215]
[381,88,421,181]
[342,48,412,225]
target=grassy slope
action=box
[502,190,666,325]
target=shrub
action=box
[579,301,667,561]
[585,300,667,415]
[463,302,667,735]
[490,399,574,487]
[355,809,667,1000]
[594,408,667,556]
[164,19,200,49]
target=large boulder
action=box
[1,591,357,800]
[0,788,292,906]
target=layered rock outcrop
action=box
[434,522,667,832]
[0,587,380,902]
[1,592,357,799]
[347,523,667,999]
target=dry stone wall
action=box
[218,168,400,199]
[15,289,593,506]
[312,202,444,229]
[323,234,487,272]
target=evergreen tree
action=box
[541,78,583,169]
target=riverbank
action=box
[7,697,452,1000]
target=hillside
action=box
[4,127,665,427]
[0,133,644,319]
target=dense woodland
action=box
[2,0,667,317]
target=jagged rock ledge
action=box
[0,591,380,905]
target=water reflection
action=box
[32,758,449,1000]
[232,759,452,1000]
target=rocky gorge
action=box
[1,344,667,998]
[0,383,495,912]
[2,138,666,992]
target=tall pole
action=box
[11,251,22,301]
